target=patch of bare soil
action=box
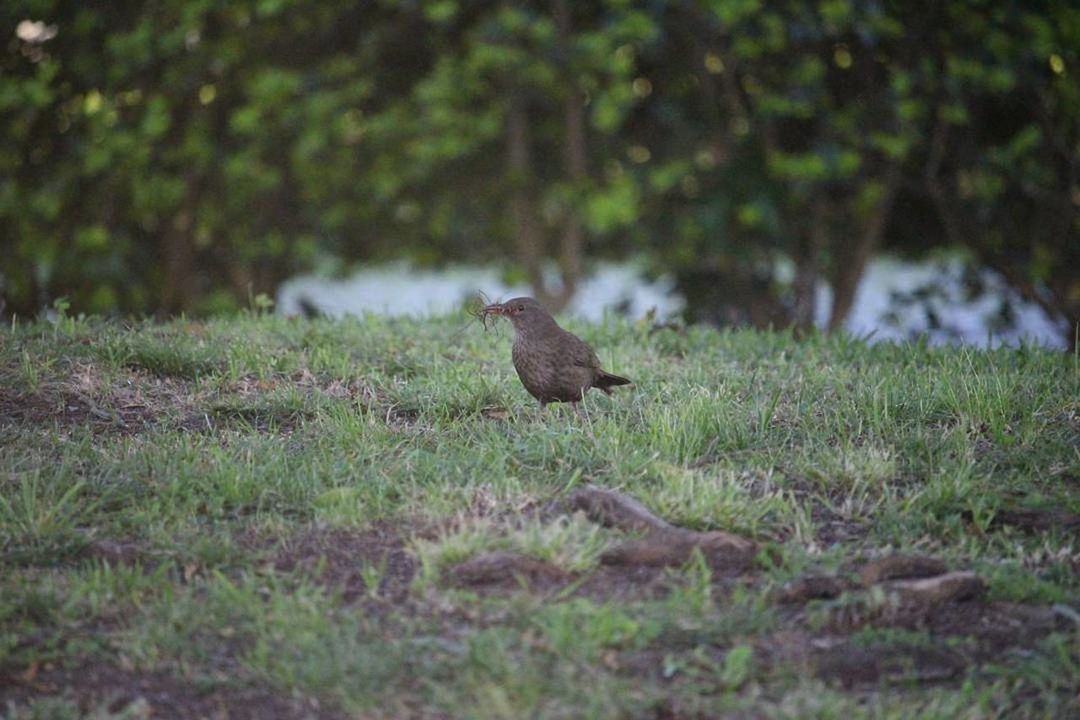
[268,523,420,604]
[812,640,969,686]
[811,511,869,547]
[0,384,159,435]
[816,573,988,635]
[573,564,672,602]
[265,521,674,604]
[2,665,342,720]
[990,507,1080,534]
[255,493,1069,694]
[0,362,432,438]
[765,554,1071,687]
[424,487,760,601]
[773,474,870,547]
[926,600,1066,654]
[0,363,194,436]
[441,554,679,603]
[807,597,1071,687]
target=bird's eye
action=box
[517,304,525,312]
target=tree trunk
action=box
[160,174,199,315]
[505,96,550,304]
[792,198,826,331]
[827,169,900,333]
[551,0,585,312]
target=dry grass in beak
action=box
[468,291,504,332]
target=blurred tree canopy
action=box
[1,0,1077,343]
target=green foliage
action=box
[0,1,1077,338]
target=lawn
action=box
[1,308,1078,718]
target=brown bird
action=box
[481,297,631,412]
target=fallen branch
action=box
[859,554,948,587]
[562,486,758,572]
[445,551,567,589]
[564,485,679,535]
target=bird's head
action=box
[480,297,551,330]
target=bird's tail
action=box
[595,371,632,395]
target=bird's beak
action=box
[480,302,506,316]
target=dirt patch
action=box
[573,564,672,602]
[0,385,159,435]
[811,510,869,547]
[758,595,1070,689]
[440,555,677,603]
[809,570,987,634]
[268,524,420,604]
[762,557,1069,688]
[0,362,432,437]
[434,487,762,602]
[247,498,1073,697]
[2,664,342,720]
[810,598,1071,687]
[925,600,1068,655]
[775,475,870,547]
[264,517,676,606]
[991,507,1080,534]
[813,640,968,686]
[0,363,196,436]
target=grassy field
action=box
[1,308,1078,719]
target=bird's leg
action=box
[572,402,596,439]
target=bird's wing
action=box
[564,331,602,370]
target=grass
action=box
[1,310,1078,718]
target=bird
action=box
[481,297,631,413]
